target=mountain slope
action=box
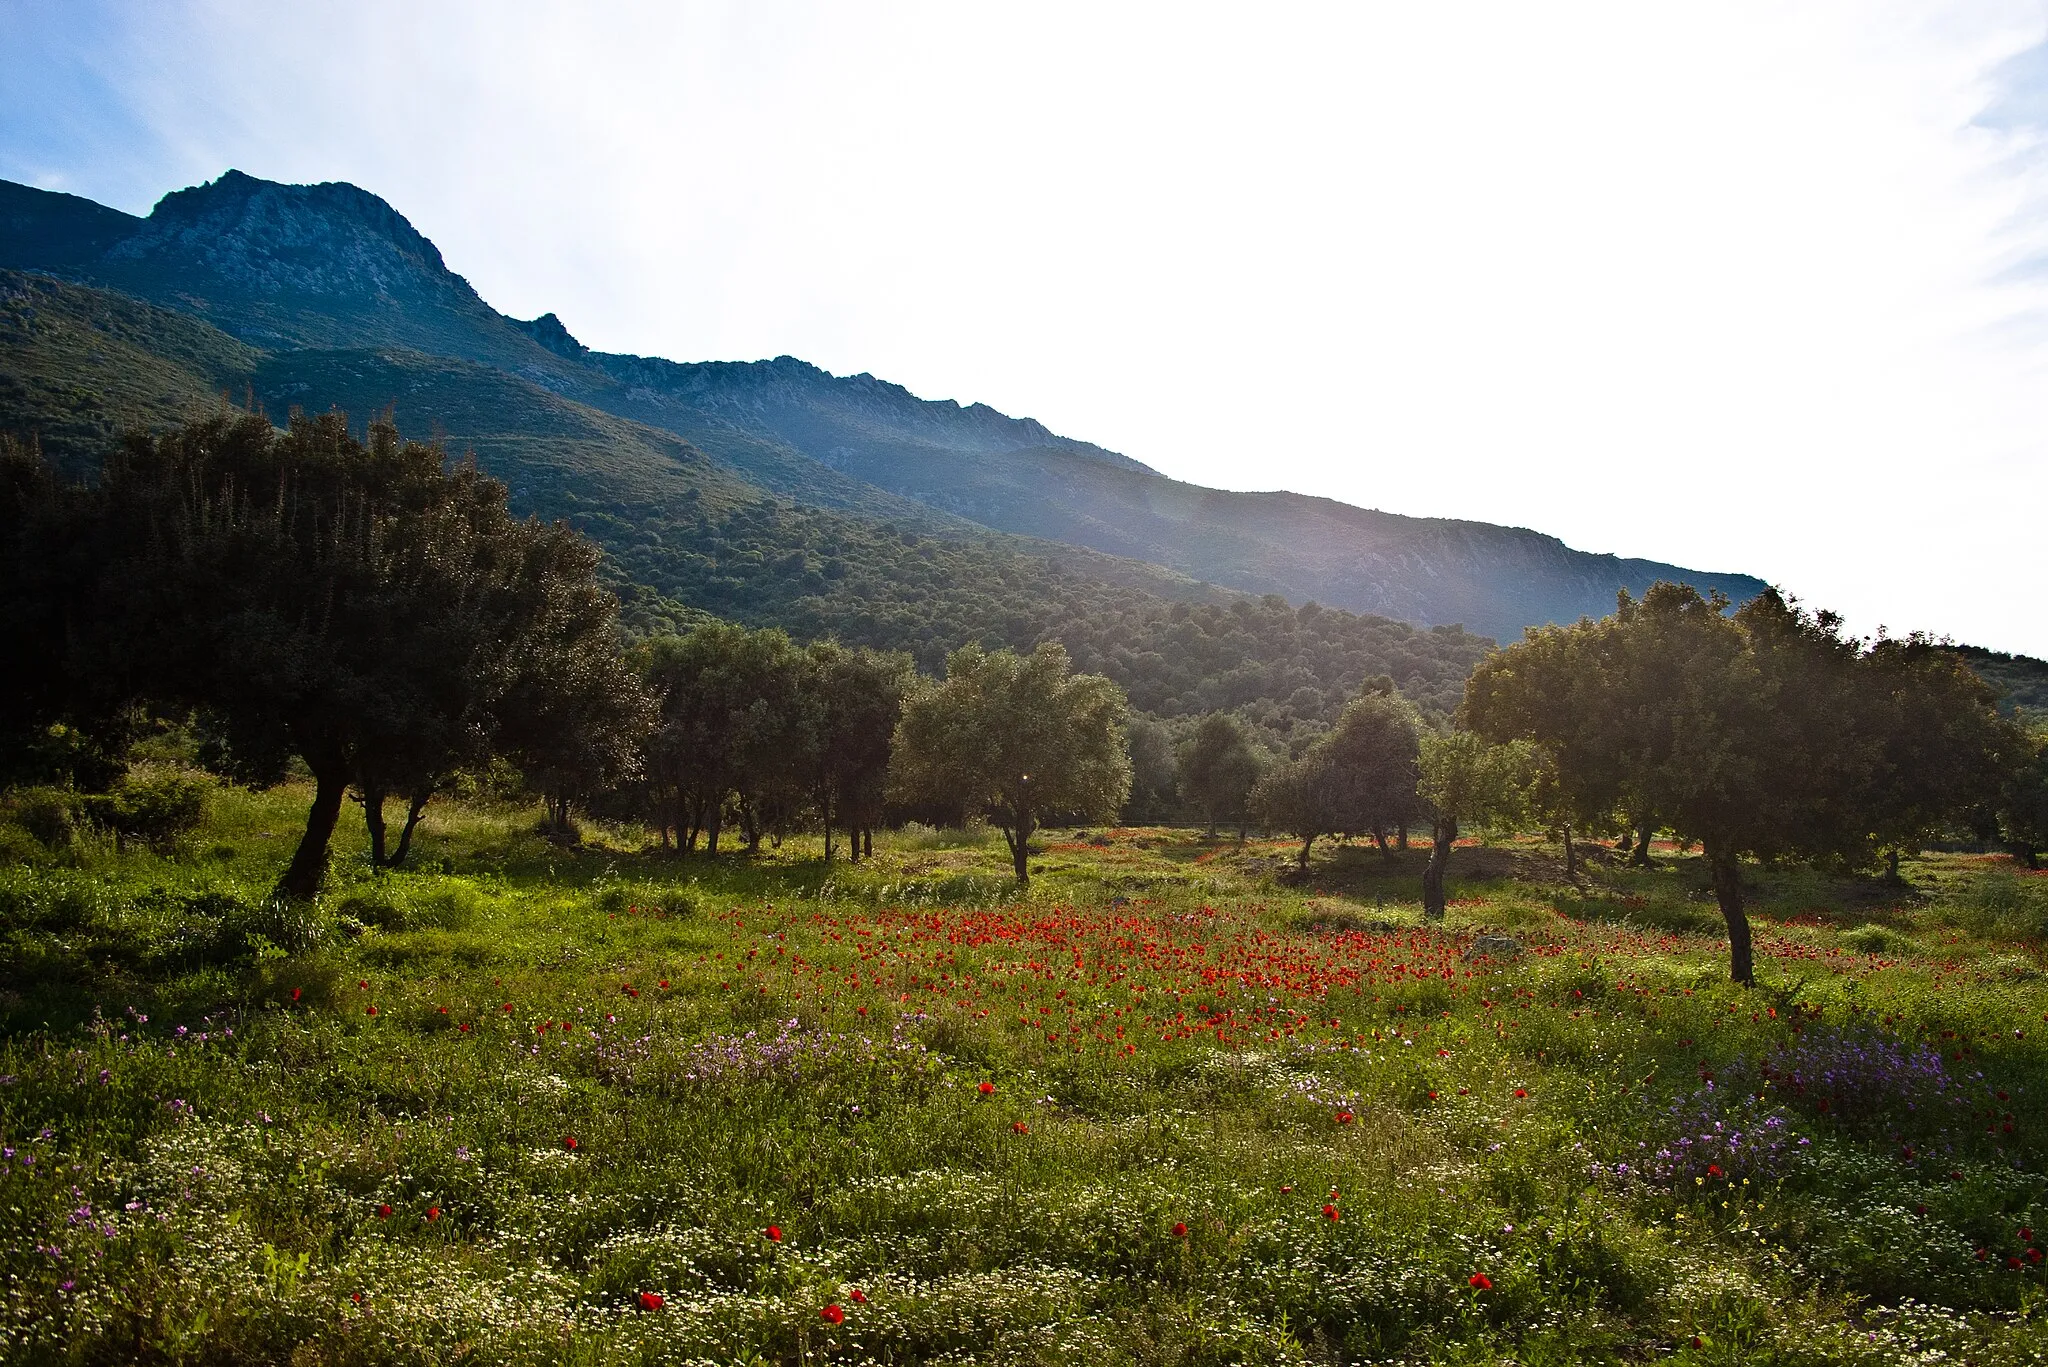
[2,171,1767,640]
[0,269,1512,724]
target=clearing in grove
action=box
[2,781,2046,1365]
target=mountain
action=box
[0,171,1770,641]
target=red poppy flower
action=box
[459,1023,471,1032]
[659,980,670,989]
[820,1303,845,1325]
[1469,1273,1493,1290]
[2023,1226,2035,1242]
[376,1204,392,1219]
[1513,1088,1528,1099]
[437,1006,448,1015]
[358,980,368,990]
[639,1291,664,1310]
[765,1225,783,1242]
[290,988,302,1002]
[1012,1121,1030,1133]
[501,1003,513,1012]
[351,1292,362,1303]
[1280,1185,1293,1194]
[1335,1110,1354,1124]
[2031,1248,2044,1265]
[1173,1222,1188,1238]
[1322,1203,1339,1221]
[426,1206,440,1221]
[365,1005,378,1016]
[849,1287,867,1303]
[1706,1164,1724,1178]
[1977,1248,1989,1261]
[563,1136,578,1150]
[978,1081,995,1095]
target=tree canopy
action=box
[887,643,1130,887]
[3,411,651,897]
[1177,713,1265,838]
[1466,583,2019,982]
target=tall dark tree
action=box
[0,435,130,789]
[638,624,807,855]
[1177,712,1264,838]
[1998,727,2048,870]
[1318,691,1423,855]
[1249,751,1337,869]
[803,641,912,861]
[1416,730,1531,917]
[69,410,647,897]
[1859,635,2017,881]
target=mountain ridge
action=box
[2,169,1770,640]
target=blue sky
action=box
[4,1,2047,655]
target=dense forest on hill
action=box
[589,490,1490,726]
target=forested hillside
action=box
[3,170,2041,724]
[4,169,1771,640]
[0,270,1491,736]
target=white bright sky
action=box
[4,1,2046,654]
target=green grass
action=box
[3,783,2046,1364]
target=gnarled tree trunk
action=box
[1705,836,1754,986]
[1629,820,1654,867]
[278,761,349,901]
[1422,815,1457,919]
[1003,811,1036,888]
[389,792,430,867]
[359,782,388,869]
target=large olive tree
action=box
[79,410,649,897]
[1466,583,2016,984]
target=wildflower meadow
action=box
[2,785,2046,1365]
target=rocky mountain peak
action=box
[512,311,590,360]
[105,169,462,303]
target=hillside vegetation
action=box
[0,281,1494,734]
[2,784,2045,1363]
[2,169,1773,640]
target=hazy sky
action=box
[4,1,2046,653]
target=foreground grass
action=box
[2,784,2047,1364]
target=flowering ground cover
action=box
[2,786,2046,1364]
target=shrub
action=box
[1843,923,1917,956]
[4,787,77,849]
[77,773,209,848]
[337,880,484,933]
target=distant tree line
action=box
[575,495,1493,730]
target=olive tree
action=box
[1466,583,2016,984]
[1177,712,1263,838]
[1416,729,1532,918]
[78,410,650,898]
[888,643,1130,888]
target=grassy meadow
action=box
[3,779,2046,1365]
